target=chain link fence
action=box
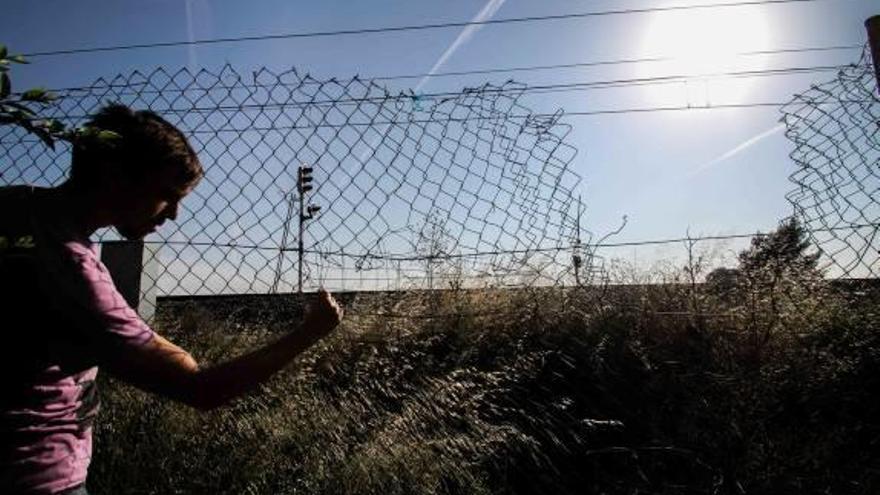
[782,47,880,278]
[1,46,878,320]
[1,66,596,309]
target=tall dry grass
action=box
[88,265,879,494]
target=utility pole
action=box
[867,15,880,94]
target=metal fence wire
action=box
[0,66,596,305]
[782,46,880,278]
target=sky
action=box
[1,0,877,291]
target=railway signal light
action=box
[298,166,314,193]
[304,204,321,220]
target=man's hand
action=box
[301,288,343,341]
[107,288,345,411]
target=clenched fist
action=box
[301,288,343,341]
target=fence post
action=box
[100,240,159,323]
[867,15,880,94]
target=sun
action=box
[638,6,772,106]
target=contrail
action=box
[415,0,507,92]
[689,122,785,177]
[185,0,198,73]
[356,0,507,163]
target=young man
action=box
[0,104,343,495]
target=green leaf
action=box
[17,116,35,131]
[97,130,121,141]
[0,72,10,99]
[47,119,65,133]
[32,126,55,149]
[3,101,35,116]
[0,45,7,60]
[21,88,48,102]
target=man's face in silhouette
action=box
[112,165,199,240]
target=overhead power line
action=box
[162,100,878,132]
[141,222,879,260]
[4,100,864,148]
[23,0,830,58]
[24,43,861,96]
[38,62,848,109]
[113,101,864,136]
[371,44,863,82]
[6,94,868,154]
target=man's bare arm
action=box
[103,289,343,410]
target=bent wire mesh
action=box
[781,47,880,278]
[0,66,592,314]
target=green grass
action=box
[89,280,879,494]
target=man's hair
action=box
[70,104,203,185]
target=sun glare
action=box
[638,6,771,105]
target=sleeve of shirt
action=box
[44,240,156,354]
